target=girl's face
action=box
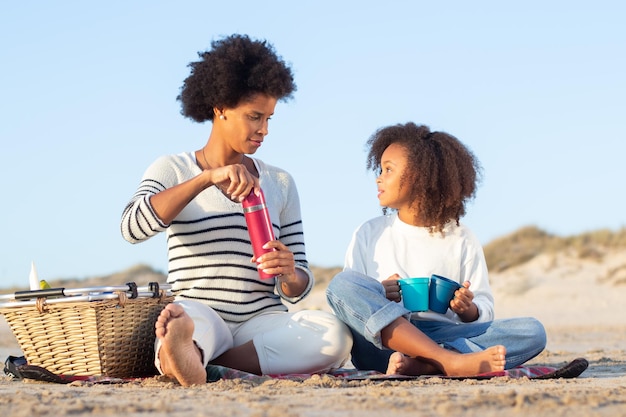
[376,143,413,214]
[219,93,277,155]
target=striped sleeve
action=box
[120,157,174,243]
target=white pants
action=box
[155,299,352,375]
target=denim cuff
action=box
[364,301,411,349]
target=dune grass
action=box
[483,225,626,272]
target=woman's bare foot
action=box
[386,345,507,377]
[155,303,206,386]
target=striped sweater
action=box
[120,152,314,323]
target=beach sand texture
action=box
[0,249,625,416]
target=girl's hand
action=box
[450,281,479,322]
[382,274,402,302]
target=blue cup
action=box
[429,274,462,314]
[399,277,430,312]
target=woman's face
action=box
[376,143,413,212]
[219,93,278,155]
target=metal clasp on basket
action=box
[125,282,138,299]
[149,282,162,299]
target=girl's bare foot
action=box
[386,352,438,375]
[386,345,507,377]
[443,345,507,376]
[156,303,206,386]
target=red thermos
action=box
[242,189,276,279]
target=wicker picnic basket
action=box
[0,282,174,378]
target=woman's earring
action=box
[219,114,225,120]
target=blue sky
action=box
[1,1,624,289]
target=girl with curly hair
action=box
[121,34,351,386]
[326,122,546,376]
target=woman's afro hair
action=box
[177,34,296,123]
[366,122,483,233]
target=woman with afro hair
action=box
[326,122,546,377]
[121,34,352,386]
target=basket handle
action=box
[14,287,65,301]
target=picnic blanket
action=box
[3,355,589,385]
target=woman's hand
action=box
[150,162,259,225]
[450,281,479,322]
[208,163,259,202]
[256,240,308,297]
[382,274,402,302]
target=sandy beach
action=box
[1,253,625,416]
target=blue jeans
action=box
[326,271,547,373]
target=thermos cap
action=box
[242,190,265,208]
